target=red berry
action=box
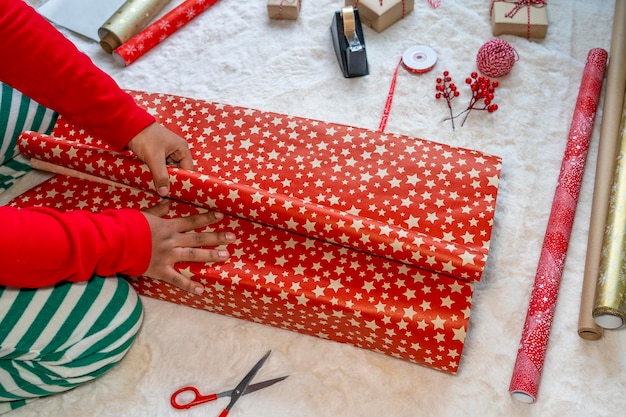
[443,70,449,76]
[454,91,460,97]
[471,72,478,78]
[435,93,441,99]
[436,77,442,83]
[493,80,499,88]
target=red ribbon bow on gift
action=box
[491,0,546,39]
[351,0,438,16]
[274,0,301,19]
[504,0,546,18]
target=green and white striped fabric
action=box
[0,276,144,413]
[0,82,58,192]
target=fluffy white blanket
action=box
[5,0,626,416]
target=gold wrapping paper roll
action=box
[578,0,626,340]
[98,0,171,53]
[593,100,626,329]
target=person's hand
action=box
[127,122,194,197]
[141,199,235,294]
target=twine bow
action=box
[351,0,434,16]
[504,0,546,19]
[274,0,301,20]
[491,0,546,40]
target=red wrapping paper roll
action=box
[113,0,219,66]
[508,48,608,403]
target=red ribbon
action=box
[352,0,410,18]
[504,0,546,18]
[491,0,547,40]
[274,0,301,20]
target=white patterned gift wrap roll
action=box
[98,0,171,53]
[593,96,626,330]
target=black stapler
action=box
[330,6,368,78]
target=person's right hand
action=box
[141,199,235,295]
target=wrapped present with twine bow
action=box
[267,0,301,20]
[491,0,548,39]
[344,0,414,32]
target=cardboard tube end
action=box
[511,390,535,404]
[577,328,603,340]
[593,313,624,329]
[99,32,120,54]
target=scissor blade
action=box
[244,375,288,396]
[225,351,272,410]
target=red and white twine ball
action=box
[476,38,518,78]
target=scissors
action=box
[170,350,287,416]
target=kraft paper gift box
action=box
[491,1,548,39]
[344,0,414,32]
[12,90,502,374]
[267,0,300,20]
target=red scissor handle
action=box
[170,386,219,409]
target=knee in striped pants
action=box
[0,276,144,413]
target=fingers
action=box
[176,247,231,263]
[126,123,195,197]
[162,269,204,295]
[154,246,232,296]
[173,210,227,232]
[177,231,236,248]
[167,148,195,171]
[149,160,172,197]
[142,199,171,217]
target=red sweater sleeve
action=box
[0,205,151,288]
[0,0,155,150]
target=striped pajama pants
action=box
[0,84,144,412]
[0,277,144,413]
[0,82,57,193]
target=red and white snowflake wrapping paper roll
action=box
[113,0,219,66]
[509,48,608,404]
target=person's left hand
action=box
[127,122,194,197]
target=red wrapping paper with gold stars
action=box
[11,91,502,373]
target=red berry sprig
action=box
[459,72,499,126]
[434,70,500,129]
[435,70,460,130]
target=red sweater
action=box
[0,0,155,287]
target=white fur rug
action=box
[4,0,626,416]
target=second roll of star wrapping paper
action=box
[12,90,502,373]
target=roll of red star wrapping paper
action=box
[14,90,502,372]
[18,91,501,283]
[509,48,608,403]
[112,0,219,66]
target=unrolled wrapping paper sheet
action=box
[578,0,626,341]
[592,98,626,329]
[509,48,607,404]
[14,90,502,373]
[112,0,219,66]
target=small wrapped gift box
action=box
[344,0,414,32]
[267,0,301,20]
[491,1,548,39]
